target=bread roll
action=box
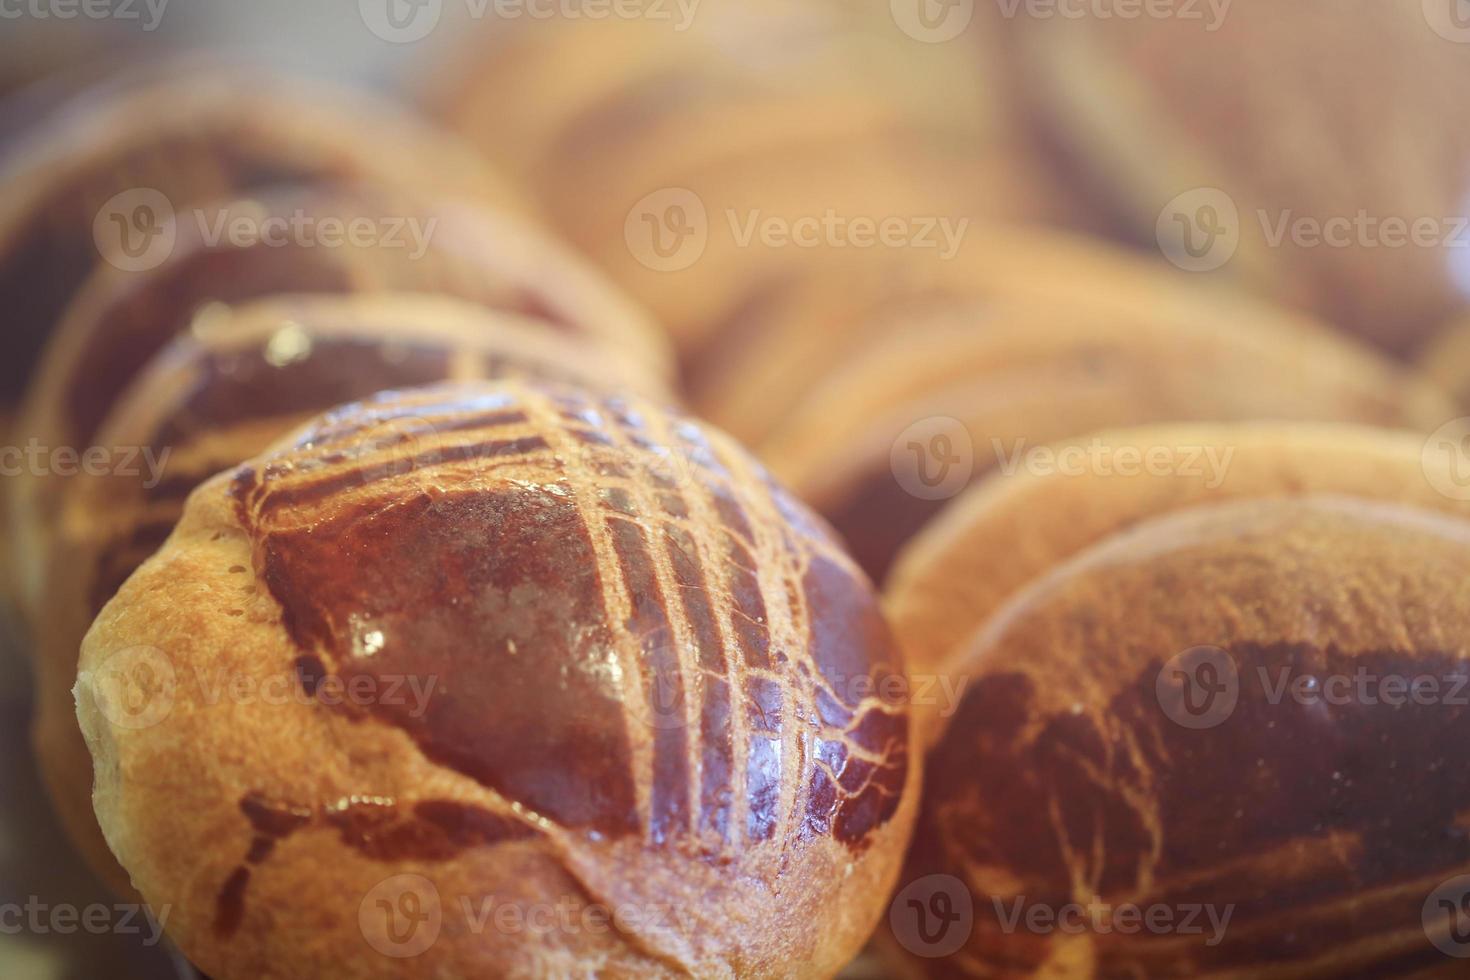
[692,226,1256,446]
[74,379,915,977]
[886,496,1470,977]
[886,423,1470,741]
[8,180,670,618]
[434,2,1070,360]
[760,298,1453,583]
[0,59,519,409]
[1008,0,1470,354]
[36,296,669,897]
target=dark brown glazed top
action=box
[86,309,641,616]
[902,497,1470,978]
[226,381,908,860]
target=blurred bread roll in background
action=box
[693,226,1276,446]
[759,293,1452,582]
[0,58,521,411]
[8,180,669,619]
[432,0,1089,363]
[1004,0,1470,355]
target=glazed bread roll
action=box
[8,180,669,618]
[692,226,1260,445]
[887,496,1470,977]
[0,59,518,409]
[435,2,1068,360]
[1008,0,1470,354]
[760,298,1453,583]
[75,380,915,977]
[886,423,1470,741]
[35,296,670,896]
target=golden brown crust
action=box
[759,295,1454,583]
[885,423,1470,742]
[886,497,1470,977]
[75,380,916,977]
[32,296,671,897]
[1009,0,1470,354]
[0,58,520,408]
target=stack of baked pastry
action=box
[3,1,1470,977]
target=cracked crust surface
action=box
[76,380,916,978]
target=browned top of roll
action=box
[223,379,908,856]
[76,378,915,975]
[899,496,1470,977]
[0,60,516,404]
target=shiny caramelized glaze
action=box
[219,381,908,928]
[79,298,668,619]
[903,498,1470,978]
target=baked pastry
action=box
[886,423,1470,741]
[1007,0,1470,354]
[74,379,915,977]
[8,180,670,617]
[886,496,1470,977]
[759,297,1453,583]
[34,295,670,897]
[0,59,518,409]
[435,3,1071,360]
[692,226,1254,446]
